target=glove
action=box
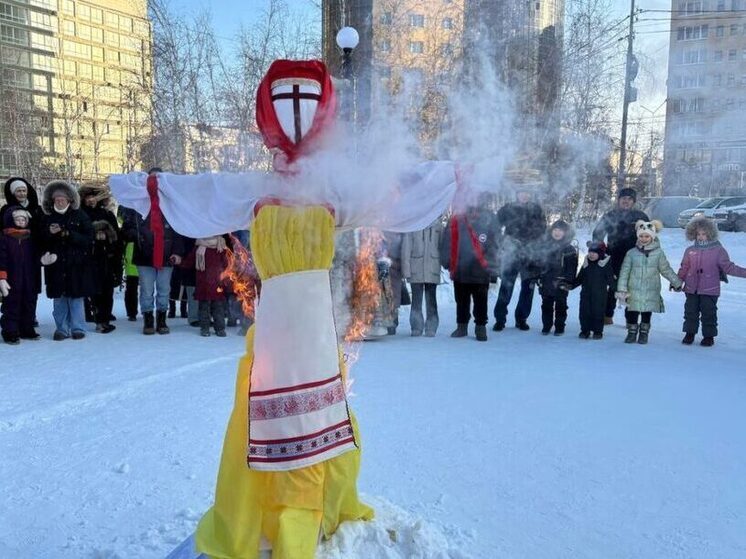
[558,280,573,291]
[669,284,683,292]
[615,291,628,303]
[40,252,58,266]
[0,279,9,297]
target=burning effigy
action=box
[110,60,461,559]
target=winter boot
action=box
[700,336,714,347]
[20,330,40,340]
[554,326,565,336]
[637,323,650,345]
[492,322,504,332]
[142,311,155,335]
[450,323,468,338]
[2,332,20,345]
[180,300,188,318]
[96,323,116,334]
[475,324,488,342]
[592,332,603,340]
[516,320,530,331]
[541,327,551,335]
[411,329,423,337]
[682,333,695,345]
[168,300,176,319]
[156,311,170,335]
[624,323,639,344]
[578,331,590,339]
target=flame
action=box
[344,228,383,346]
[221,234,259,319]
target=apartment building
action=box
[663,0,746,195]
[0,0,152,183]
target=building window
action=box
[678,24,709,40]
[713,73,722,86]
[442,17,453,29]
[409,41,424,53]
[62,0,74,16]
[727,73,735,86]
[729,48,737,60]
[91,8,103,24]
[731,24,739,35]
[714,50,723,61]
[379,39,391,52]
[716,25,724,37]
[380,12,392,25]
[409,14,424,27]
[105,12,118,28]
[717,0,726,8]
[0,4,26,24]
[0,24,28,46]
[63,20,75,36]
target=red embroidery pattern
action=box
[249,379,346,421]
[248,420,355,463]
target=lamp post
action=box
[335,26,359,125]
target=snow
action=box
[1,228,746,559]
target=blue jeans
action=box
[137,266,173,313]
[493,265,536,327]
[53,297,86,335]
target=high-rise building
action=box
[322,0,464,134]
[663,0,746,195]
[0,0,152,183]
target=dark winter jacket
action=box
[1,177,43,294]
[120,207,185,268]
[538,234,579,298]
[81,200,123,292]
[592,207,650,259]
[39,181,95,299]
[0,207,39,305]
[496,201,546,274]
[572,256,616,325]
[440,208,499,284]
[181,241,231,301]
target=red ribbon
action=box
[147,174,164,269]
[449,215,488,280]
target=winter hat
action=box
[11,208,31,226]
[586,241,607,259]
[9,179,27,195]
[635,219,662,240]
[550,219,570,234]
[617,187,637,201]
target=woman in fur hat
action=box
[616,220,683,344]
[678,216,746,347]
[39,180,95,340]
[80,185,123,334]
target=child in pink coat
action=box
[678,216,746,346]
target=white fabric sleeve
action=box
[109,172,269,238]
[334,161,457,232]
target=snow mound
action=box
[318,496,472,559]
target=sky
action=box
[175,0,673,139]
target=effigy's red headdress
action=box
[256,60,337,169]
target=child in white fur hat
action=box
[616,220,683,344]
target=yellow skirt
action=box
[195,328,374,559]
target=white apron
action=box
[248,269,357,471]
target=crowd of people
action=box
[1,175,745,348]
[0,172,251,345]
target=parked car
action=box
[676,197,746,227]
[642,196,703,227]
[713,201,746,232]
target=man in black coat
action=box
[120,168,185,335]
[492,186,546,331]
[39,180,95,340]
[440,196,500,341]
[591,187,649,323]
[80,186,123,334]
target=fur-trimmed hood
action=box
[2,177,39,209]
[92,219,118,243]
[78,185,113,210]
[41,180,80,214]
[685,216,719,242]
[548,219,576,242]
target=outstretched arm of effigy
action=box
[109,171,271,238]
[333,161,457,233]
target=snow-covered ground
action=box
[1,228,745,559]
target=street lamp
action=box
[335,26,359,124]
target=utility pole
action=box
[618,0,639,190]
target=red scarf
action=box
[449,215,488,279]
[147,174,165,269]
